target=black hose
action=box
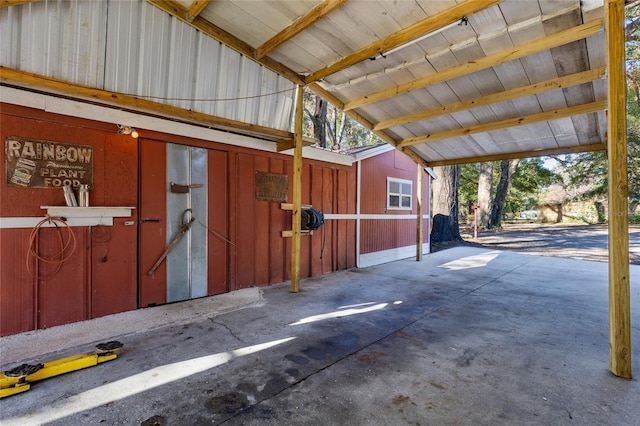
[301,207,326,259]
[302,208,324,231]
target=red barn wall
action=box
[0,103,356,336]
[1,104,138,336]
[359,149,430,258]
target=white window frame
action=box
[386,177,412,210]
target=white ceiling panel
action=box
[1,0,611,165]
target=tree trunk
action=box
[311,96,327,148]
[477,161,493,228]
[333,108,347,150]
[489,159,520,229]
[595,201,606,223]
[430,165,462,243]
[547,203,563,222]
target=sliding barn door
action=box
[139,140,227,306]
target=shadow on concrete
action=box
[1,247,638,425]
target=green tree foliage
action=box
[628,114,640,207]
[557,3,640,211]
[506,158,557,214]
[302,88,383,150]
[627,2,640,114]
[459,163,480,214]
[459,159,557,220]
[626,2,640,210]
[560,151,608,201]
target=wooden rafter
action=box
[374,67,606,131]
[0,67,292,141]
[256,0,348,59]
[187,0,210,21]
[0,0,39,7]
[397,100,607,148]
[305,0,501,84]
[400,147,429,168]
[345,19,603,111]
[422,142,606,167]
[146,0,305,85]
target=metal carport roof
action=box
[149,0,609,167]
[0,0,633,379]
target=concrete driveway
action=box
[1,247,639,425]
[466,223,640,264]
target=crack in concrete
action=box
[210,318,245,343]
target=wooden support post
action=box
[290,85,304,293]
[606,0,631,379]
[416,164,423,261]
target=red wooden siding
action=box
[0,103,357,336]
[309,164,324,277]
[138,139,168,307]
[0,228,36,334]
[268,158,286,284]
[360,219,430,254]
[91,217,137,317]
[358,149,431,257]
[360,150,421,215]
[321,167,335,272]
[1,104,138,335]
[207,149,229,295]
[235,152,258,289]
[231,151,356,289]
[92,133,138,317]
[36,227,88,329]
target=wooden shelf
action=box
[42,206,134,217]
[39,206,135,227]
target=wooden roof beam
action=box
[186,0,211,21]
[146,0,305,85]
[0,0,40,7]
[397,100,607,148]
[374,67,606,131]
[276,137,315,152]
[304,0,501,84]
[256,0,348,59]
[345,19,604,111]
[423,142,606,167]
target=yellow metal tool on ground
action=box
[0,341,123,398]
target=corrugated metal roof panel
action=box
[0,0,295,133]
[1,1,106,85]
[104,0,142,95]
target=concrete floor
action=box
[1,247,639,425]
